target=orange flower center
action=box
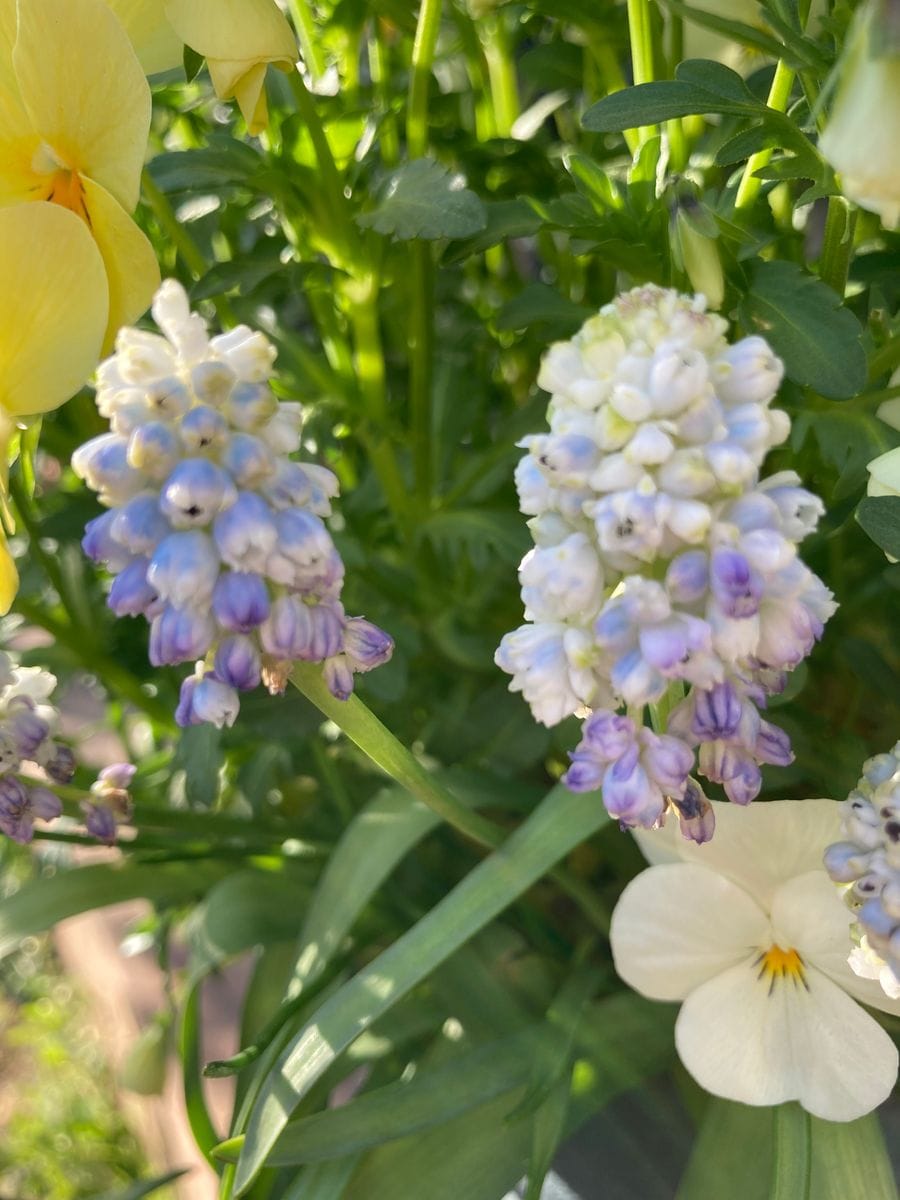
[45,169,89,223]
[755,944,807,994]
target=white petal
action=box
[611,863,769,1002]
[660,798,842,908]
[771,871,900,1019]
[676,958,898,1121]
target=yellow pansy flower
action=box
[163,0,297,134]
[103,0,182,75]
[0,0,159,349]
[0,202,110,611]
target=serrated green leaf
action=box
[0,861,227,959]
[442,198,543,263]
[857,496,900,558]
[739,260,867,399]
[356,159,487,241]
[233,783,609,1192]
[418,508,530,570]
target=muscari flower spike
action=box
[75,280,394,729]
[496,285,835,841]
[0,650,132,845]
[824,743,900,1000]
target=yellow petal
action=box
[103,0,183,76]
[82,176,160,351]
[13,0,150,212]
[164,0,295,68]
[0,203,108,417]
[0,522,18,615]
[209,59,269,134]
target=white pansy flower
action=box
[613,800,900,1121]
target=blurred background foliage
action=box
[3,0,900,1196]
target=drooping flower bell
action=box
[496,285,834,839]
[75,280,393,729]
[824,744,900,1000]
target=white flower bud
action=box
[713,336,784,405]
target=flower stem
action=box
[818,196,857,295]
[285,0,326,81]
[627,0,657,148]
[407,0,443,159]
[771,1104,811,1200]
[734,62,795,210]
[478,13,520,137]
[290,664,611,932]
[141,172,237,327]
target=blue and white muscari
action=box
[75,281,393,729]
[496,285,834,841]
[825,745,900,1000]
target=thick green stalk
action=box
[407,0,442,159]
[369,33,400,165]
[735,62,795,210]
[819,197,857,295]
[285,0,326,81]
[627,0,657,148]
[479,13,520,137]
[771,1105,811,1200]
[290,664,611,933]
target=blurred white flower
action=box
[613,800,900,1121]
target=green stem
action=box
[479,13,520,137]
[818,196,857,295]
[410,245,434,502]
[369,31,400,165]
[290,664,611,933]
[627,0,657,148]
[286,70,355,260]
[141,172,236,327]
[734,62,795,210]
[285,0,326,80]
[407,0,443,158]
[771,1105,811,1200]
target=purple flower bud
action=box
[580,711,635,761]
[0,775,28,817]
[323,655,354,701]
[191,675,240,728]
[212,571,270,633]
[342,618,393,672]
[126,421,181,480]
[224,381,278,430]
[602,744,665,828]
[144,376,191,419]
[108,558,159,617]
[175,675,201,727]
[642,731,694,794]
[213,491,278,573]
[754,719,794,767]
[610,647,663,706]
[533,433,598,484]
[98,763,137,792]
[180,405,229,454]
[824,841,873,883]
[261,460,312,510]
[723,757,761,806]
[111,494,170,557]
[563,753,605,793]
[82,801,118,844]
[82,511,134,573]
[43,743,76,784]
[665,551,708,604]
[29,787,62,821]
[214,635,261,691]
[260,596,343,661]
[692,683,742,741]
[72,433,145,504]
[148,531,220,608]
[160,459,237,529]
[672,779,715,844]
[266,510,344,595]
[221,433,276,489]
[149,606,216,666]
[5,703,50,758]
[710,549,762,619]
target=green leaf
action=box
[95,1171,189,1200]
[173,722,223,808]
[233,783,609,1193]
[442,199,544,263]
[418,508,531,570]
[797,407,895,498]
[739,261,867,400]
[583,61,758,133]
[495,283,593,334]
[216,1030,541,1164]
[280,1158,362,1200]
[655,0,795,62]
[183,44,204,82]
[857,496,900,558]
[0,861,227,959]
[146,141,263,192]
[771,1105,811,1200]
[523,1071,571,1200]
[809,1112,898,1199]
[356,158,487,241]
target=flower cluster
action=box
[0,651,132,845]
[824,744,900,1000]
[496,285,834,840]
[75,281,393,729]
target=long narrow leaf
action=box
[771,1104,811,1200]
[234,783,607,1192]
